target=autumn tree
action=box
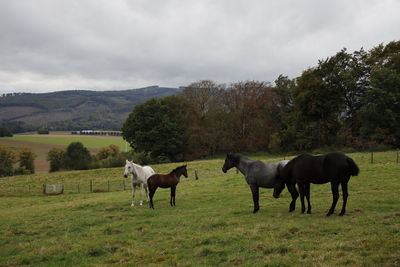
[47,148,66,172]
[18,148,37,174]
[0,146,16,177]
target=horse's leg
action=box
[170,186,176,206]
[144,184,150,202]
[149,186,157,209]
[298,182,306,214]
[305,182,312,214]
[286,183,299,212]
[250,184,259,213]
[339,181,349,216]
[139,183,143,206]
[327,181,340,216]
[131,184,136,207]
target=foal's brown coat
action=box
[147,165,188,209]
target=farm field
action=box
[0,151,399,266]
[0,133,127,173]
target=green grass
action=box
[2,135,127,150]
[0,152,399,266]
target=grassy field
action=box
[0,133,127,173]
[0,152,399,266]
[1,134,127,150]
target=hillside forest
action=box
[122,41,400,161]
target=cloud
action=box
[0,0,399,93]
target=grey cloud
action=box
[0,0,399,93]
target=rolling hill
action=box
[0,86,180,131]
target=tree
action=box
[0,146,16,177]
[0,126,13,137]
[47,148,66,172]
[96,144,120,160]
[18,148,37,174]
[122,96,187,162]
[64,142,92,170]
[360,67,400,146]
[179,81,230,158]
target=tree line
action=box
[0,146,36,177]
[122,41,400,162]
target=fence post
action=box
[90,180,93,193]
[371,151,374,164]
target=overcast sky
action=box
[0,0,399,94]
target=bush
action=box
[0,126,13,137]
[64,142,92,170]
[18,148,37,174]
[47,148,66,172]
[0,146,17,177]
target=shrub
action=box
[18,148,37,174]
[0,146,17,177]
[64,142,92,170]
[47,148,66,172]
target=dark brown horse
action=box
[273,152,359,216]
[147,165,188,209]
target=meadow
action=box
[0,133,127,173]
[0,151,399,266]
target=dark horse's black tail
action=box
[347,157,360,176]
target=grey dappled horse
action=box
[222,153,289,213]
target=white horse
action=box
[123,160,155,207]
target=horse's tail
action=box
[347,157,360,176]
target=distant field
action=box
[0,133,128,173]
[3,133,127,150]
[0,151,399,266]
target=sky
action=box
[0,0,399,94]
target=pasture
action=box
[0,151,399,266]
[0,133,127,173]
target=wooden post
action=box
[90,180,93,193]
[371,151,374,164]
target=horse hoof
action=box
[139,202,143,206]
[326,213,332,216]
[307,211,311,214]
[253,209,259,214]
[339,213,345,216]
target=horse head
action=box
[181,165,188,178]
[173,165,188,178]
[273,162,288,198]
[123,160,133,178]
[222,153,239,173]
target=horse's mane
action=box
[170,165,186,174]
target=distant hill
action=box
[0,86,180,131]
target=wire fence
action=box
[1,151,399,197]
[0,180,129,197]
